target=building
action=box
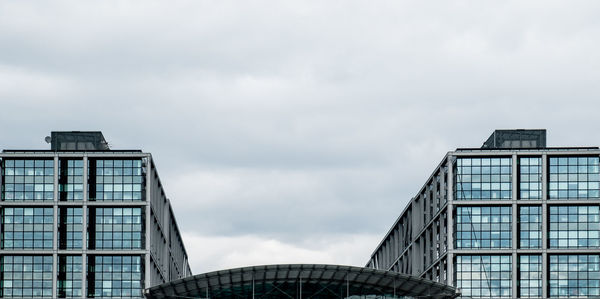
[367,129,600,298]
[0,131,192,298]
[145,264,458,299]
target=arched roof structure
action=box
[145,264,458,299]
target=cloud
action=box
[181,231,381,273]
[1,0,600,273]
[0,65,75,102]
[165,167,403,239]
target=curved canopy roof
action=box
[145,264,458,299]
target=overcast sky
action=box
[1,1,600,274]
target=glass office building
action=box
[367,130,600,298]
[0,132,192,298]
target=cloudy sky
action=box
[1,1,600,273]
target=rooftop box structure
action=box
[51,131,110,151]
[481,129,546,149]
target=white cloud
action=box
[181,231,381,273]
[164,166,405,239]
[0,65,75,102]
[1,0,600,274]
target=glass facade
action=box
[451,155,600,297]
[549,156,600,199]
[367,134,600,299]
[519,157,541,200]
[455,157,512,200]
[2,159,54,201]
[90,159,144,201]
[0,148,189,299]
[57,255,83,298]
[518,255,542,298]
[456,255,512,298]
[58,207,83,250]
[455,206,511,249]
[519,206,542,249]
[549,205,600,248]
[59,159,83,201]
[90,207,144,250]
[549,255,600,297]
[1,207,53,249]
[88,255,143,298]
[0,255,53,297]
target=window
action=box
[59,159,83,201]
[455,206,511,249]
[519,157,542,199]
[2,159,54,201]
[87,255,143,298]
[549,255,600,297]
[519,206,542,249]
[455,157,512,200]
[456,255,512,298]
[0,255,53,297]
[58,207,83,250]
[89,207,144,250]
[549,156,600,199]
[549,206,600,248]
[519,255,542,298]
[1,207,53,249]
[89,159,144,201]
[57,256,82,298]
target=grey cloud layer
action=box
[1,1,600,272]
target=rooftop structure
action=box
[145,264,459,299]
[50,131,110,151]
[481,129,546,149]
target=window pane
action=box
[89,159,144,202]
[456,206,512,249]
[549,254,600,297]
[549,205,600,249]
[456,255,512,298]
[549,156,600,199]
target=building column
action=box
[512,252,518,298]
[82,155,88,297]
[541,153,548,298]
[52,155,59,297]
[145,156,153,289]
[542,251,548,299]
[511,154,518,299]
[446,157,454,287]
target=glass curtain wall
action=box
[456,255,512,298]
[2,159,54,201]
[1,207,53,249]
[549,206,600,248]
[549,255,600,297]
[455,157,512,200]
[455,206,511,249]
[0,255,53,297]
[87,255,143,298]
[518,255,542,298]
[519,157,542,199]
[549,157,600,199]
[89,159,144,201]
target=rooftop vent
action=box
[481,129,546,149]
[49,131,110,151]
